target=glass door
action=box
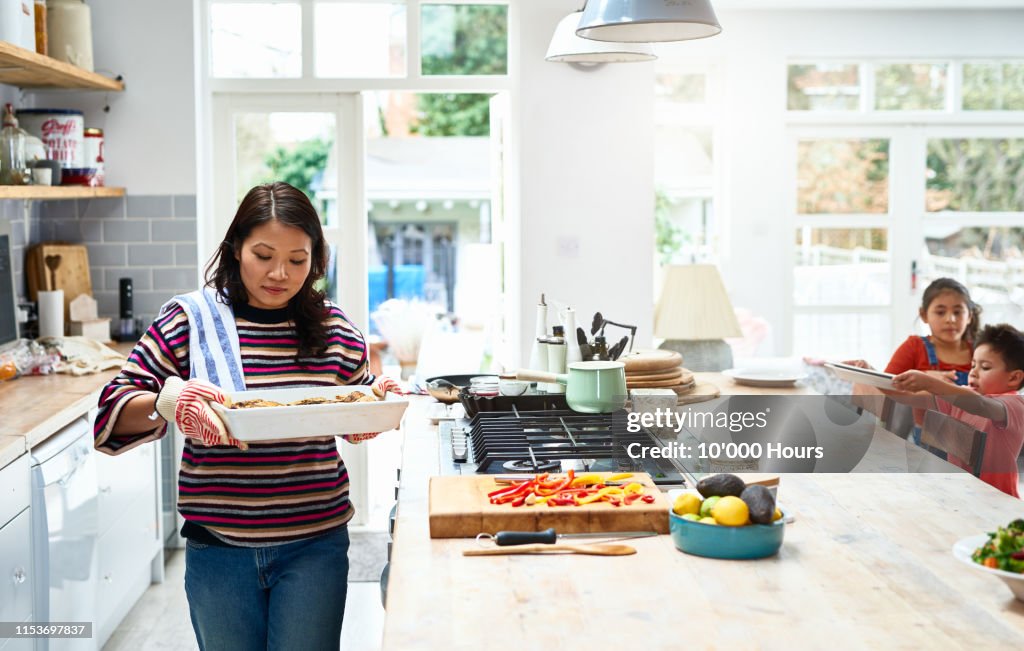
[211,92,373,525]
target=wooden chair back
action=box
[921,410,987,476]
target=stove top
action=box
[437,409,690,488]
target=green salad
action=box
[972,519,1024,573]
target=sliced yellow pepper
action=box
[622,482,645,494]
[570,474,603,487]
[605,473,633,482]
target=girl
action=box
[93,182,398,650]
[884,277,981,385]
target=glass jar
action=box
[0,104,29,186]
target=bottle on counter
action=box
[527,294,548,372]
[563,308,583,365]
[0,104,29,186]
[590,335,609,361]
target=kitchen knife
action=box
[494,528,658,546]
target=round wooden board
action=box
[676,382,720,405]
[628,376,691,389]
[626,368,693,384]
[620,349,683,373]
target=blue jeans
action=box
[184,527,350,651]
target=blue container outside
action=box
[669,508,785,560]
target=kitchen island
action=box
[382,375,1024,649]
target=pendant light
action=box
[546,10,656,63]
[576,0,722,43]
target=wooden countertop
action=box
[0,341,132,463]
[382,387,1024,648]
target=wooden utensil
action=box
[463,543,636,557]
[44,254,61,290]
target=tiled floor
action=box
[103,549,385,651]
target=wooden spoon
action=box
[44,254,61,290]
[463,543,636,557]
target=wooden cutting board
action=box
[676,382,721,405]
[620,350,683,373]
[26,243,93,319]
[428,472,671,538]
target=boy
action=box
[890,324,1024,498]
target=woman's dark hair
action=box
[920,277,982,344]
[976,324,1024,375]
[205,182,329,358]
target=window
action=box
[314,2,407,78]
[210,2,302,78]
[420,3,508,75]
[786,57,1024,365]
[787,63,860,111]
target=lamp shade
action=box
[577,0,723,44]
[546,11,656,63]
[654,264,741,340]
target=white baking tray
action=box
[825,362,897,390]
[210,385,409,441]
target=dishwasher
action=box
[30,417,99,651]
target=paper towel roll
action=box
[38,290,65,338]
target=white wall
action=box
[514,1,655,362]
[29,0,195,195]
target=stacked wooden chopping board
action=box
[621,349,720,405]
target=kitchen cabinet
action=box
[0,40,124,200]
[0,453,33,651]
[94,443,160,648]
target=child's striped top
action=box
[94,300,373,544]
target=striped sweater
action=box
[94,300,374,544]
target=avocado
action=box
[696,473,745,498]
[740,485,776,525]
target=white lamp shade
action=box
[546,11,656,63]
[654,264,742,340]
[577,0,723,43]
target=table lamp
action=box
[654,264,741,371]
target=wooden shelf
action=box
[0,186,125,200]
[0,41,123,91]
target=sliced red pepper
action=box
[641,494,655,504]
[487,482,528,499]
[535,470,575,496]
[510,494,528,507]
[624,493,641,505]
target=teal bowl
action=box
[669,508,785,560]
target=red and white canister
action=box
[84,127,104,186]
[15,108,84,168]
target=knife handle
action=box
[495,528,558,546]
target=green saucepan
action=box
[516,361,627,413]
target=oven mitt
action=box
[344,376,405,444]
[156,376,248,450]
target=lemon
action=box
[673,493,701,516]
[711,495,750,527]
[699,495,721,518]
[773,508,783,522]
[698,517,718,525]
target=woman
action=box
[93,182,399,650]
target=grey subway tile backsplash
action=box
[3,193,198,325]
[128,243,174,266]
[127,195,173,219]
[79,197,126,220]
[153,267,197,291]
[103,219,150,242]
[151,218,195,242]
[173,195,197,218]
[175,243,197,266]
[105,268,152,292]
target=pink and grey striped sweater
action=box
[94,300,374,545]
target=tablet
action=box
[825,362,897,390]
